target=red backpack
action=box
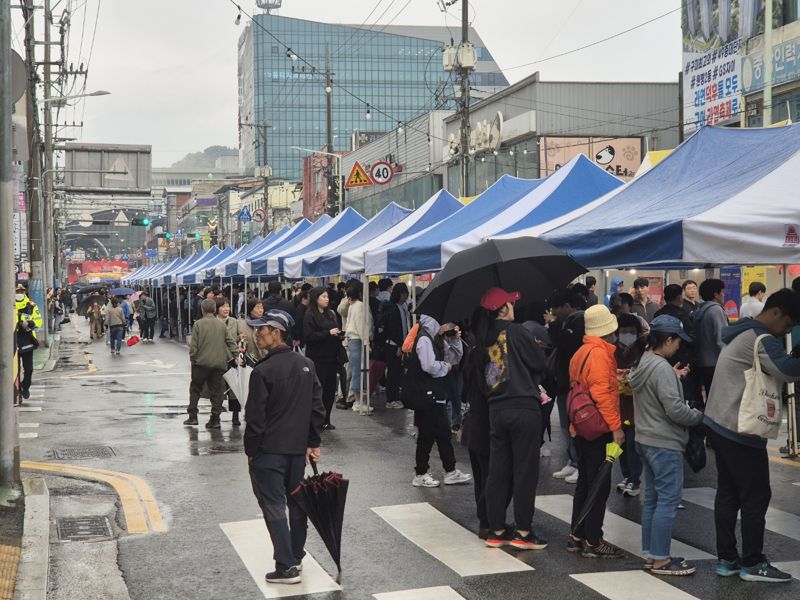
[567,350,610,441]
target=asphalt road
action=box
[18,318,800,600]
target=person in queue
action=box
[303,287,342,431]
[217,297,244,426]
[239,298,268,364]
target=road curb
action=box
[41,334,60,373]
[14,477,49,600]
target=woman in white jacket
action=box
[343,281,373,415]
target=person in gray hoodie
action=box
[629,315,703,576]
[407,314,472,488]
[692,279,728,402]
[704,288,800,583]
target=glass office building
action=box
[238,15,507,181]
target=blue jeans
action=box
[637,442,684,560]
[110,325,125,352]
[618,424,643,485]
[347,338,364,396]
[556,391,578,467]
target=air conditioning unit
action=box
[443,45,458,71]
[457,42,477,71]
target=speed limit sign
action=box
[370,161,394,185]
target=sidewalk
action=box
[32,334,58,373]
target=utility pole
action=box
[43,0,55,291]
[261,123,270,234]
[763,0,774,126]
[1,0,21,486]
[325,45,336,215]
[23,0,49,341]
[458,0,471,197]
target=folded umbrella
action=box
[290,461,349,572]
[571,442,624,535]
[416,237,587,323]
[223,364,252,408]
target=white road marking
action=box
[17,407,42,412]
[371,502,533,576]
[374,586,466,600]
[220,519,340,598]
[536,495,712,560]
[19,423,40,428]
[774,561,800,580]
[27,394,44,399]
[64,372,190,380]
[571,570,702,600]
[683,487,800,541]
[19,432,38,439]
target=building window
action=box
[785,1,800,24]
[272,45,279,54]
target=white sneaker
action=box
[358,404,374,416]
[351,401,362,412]
[553,464,577,480]
[565,471,579,484]
[443,469,473,485]
[385,400,404,409]
[412,473,440,487]
[616,477,629,492]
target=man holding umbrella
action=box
[245,309,325,585]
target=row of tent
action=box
[124,123,800,287]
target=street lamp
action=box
[290,146,344,215]
[43,90,111,106]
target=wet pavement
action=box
[17,318,800,599]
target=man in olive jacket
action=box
[184,299,237,429]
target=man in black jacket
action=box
[263,281,295,318]
[245,309,325,585]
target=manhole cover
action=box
[50,446,116,460]
[56,516,112,542]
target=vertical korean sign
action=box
[682,0,744,134]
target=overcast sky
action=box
[15,0,682,167]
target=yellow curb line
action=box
[0,544,20,600]
[19,461,163,534]
[767,448,800,468]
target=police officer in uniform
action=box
[16,283,43,400]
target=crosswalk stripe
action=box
[682,487,800,541]
[17,407,42,412]
[220,519,340,598]
[372,502,533,577]
[571,570,702,600]
[18,423,39,428]
[536,495,712,560]
[373,586,466,600]
[774,561,800,580]
[19,432,38,439]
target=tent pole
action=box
[411,274,417,324]
[602,269,609,307]
[784,265,799,457]
[362,273,370,413]
[166,286,171,339]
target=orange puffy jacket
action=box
[568,335,622,435]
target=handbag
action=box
[738,333,783,439]
[566,350,611,441]
[684,425,707,473]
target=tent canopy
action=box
[238,217,325,276]
[252,207,367,277]
[178,246,236,284]
[540,124,800,268]
[284,202,413,279]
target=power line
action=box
[502,7,680,72]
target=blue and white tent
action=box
[533,125,800,268]
[178,246,236,284]
[237,217,327,277]
[338,190,462,275]
[283,203,413,279]
[365,155,621,274]
[159,247,221,286]
[205,235,267,279]
[132,257,183,285]
[249,208,367,277]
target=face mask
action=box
[619,333,637,347]
[15,294,24,302]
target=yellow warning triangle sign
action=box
[345,161,372,189]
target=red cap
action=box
[480,288,521,311]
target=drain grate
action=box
[50,446,116,460]
[56,516,112,542]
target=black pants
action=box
[486,405,541,532]
[710,431,771,567]
[19,350,34,395]
[249,453,307,571]
[313,358,337,425]
[142,317,156,340]
[470,449,513,531]
[698,366,716,404]
[386,351,403,404]
[571,433,613,544]
[414,404,456,476]
[188,365,225,417]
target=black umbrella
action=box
[415,237,587,323]
[290,461,348,572]
[572,441,624,535]
[77,293,106,317]
[77,284,106,294]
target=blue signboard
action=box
[239,207,253,223]
[146,249,157,258]
[742,36,800,94]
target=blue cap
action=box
[650,314,692,342]
[247,309,295,332]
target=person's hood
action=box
[610,277,624,288]
[263,295,282,306]
[720,318,769,345]
[692,300,724,321]
[419,314,440,337]
[629,351,663,392]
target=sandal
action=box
[651,557,696,576]
[643,559,654,570]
